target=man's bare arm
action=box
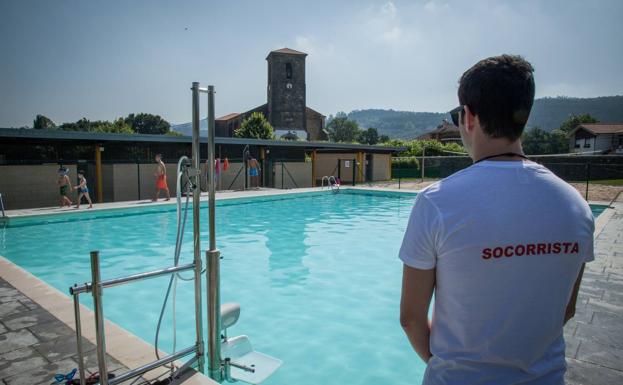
[400,264,435,363]
[564,263,585,325]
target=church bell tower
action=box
[266,48,307,132]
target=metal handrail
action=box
[328,176,339,192]
[70,254,202,385]
[321,176,329,189]
[108,345,197,385]
[321,176,339,191]
[70,262,196,295]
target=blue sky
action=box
[1,0,622,127]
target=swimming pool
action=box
[0,190,608,385]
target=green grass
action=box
[589,179,623,186]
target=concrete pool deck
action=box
[1,187,622,384]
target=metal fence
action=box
[391,155,623,203]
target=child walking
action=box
[76,170,93,209]
[57,167,73,207]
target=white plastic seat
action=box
[221,335,282,384]
[220,303,282,384]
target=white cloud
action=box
[361,1,419,45]
[295,35,315,55]
[381,1,397,17]
[382,26,402,42]
[424,0,450,13]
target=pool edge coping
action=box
[0,187,419,225]
[0,255,219,385]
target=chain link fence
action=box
[388,155,623,203]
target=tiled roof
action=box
[268,47,307,56]
[578,123,623,134]
[417,120,459,139]
[215,113,241,121]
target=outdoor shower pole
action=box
[191,82,205,374]
[206,85,223,381]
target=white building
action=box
[568,123,623,154]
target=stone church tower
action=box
[214,48,327,141]
[266,48,307,132]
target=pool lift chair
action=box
[220,303,282,384]
[68,83,281,385]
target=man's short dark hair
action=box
[458,54,535,141]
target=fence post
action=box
[136,161,141,200]
[398,160,401,190]
[585,161,590,201]
[421,147,426,183]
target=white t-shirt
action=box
[399,160,594,385]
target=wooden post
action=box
[95,145,103,203]
[311,150,317,187]
[358,151,365,182]
[388,154,392,181]
[260,147,266,187]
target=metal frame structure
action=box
[68,82,214,385]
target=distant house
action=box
[568,123,623,154]
[417,120,461,144]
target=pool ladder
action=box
[321,176,340,193]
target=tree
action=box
[59,117,133,133]
[559,113,598,134]
[33,115,56,129]
[60,118,91,131]
[388,139,466,157]
[91,118,134,134]
[378,135,391,143]
[521,127,568,155]
[326,116,361,142]
[234,112,275,139]
[358,127,379,145]
[124,113,171,135]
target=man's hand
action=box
[565,264,585,325]
[400,264,435,363]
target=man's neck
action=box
[471,138,525,163]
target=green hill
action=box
[345,95,623,139]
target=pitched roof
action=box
[417,120,459,139]
[267,47,307,58]
[577,123,623,135]
[215,113,241,121]
[306,106,325,117]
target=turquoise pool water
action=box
[0,191,607,385]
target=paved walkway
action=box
[564,198,623,384]
[0,277,134,385]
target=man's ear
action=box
[463,105,475,132]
